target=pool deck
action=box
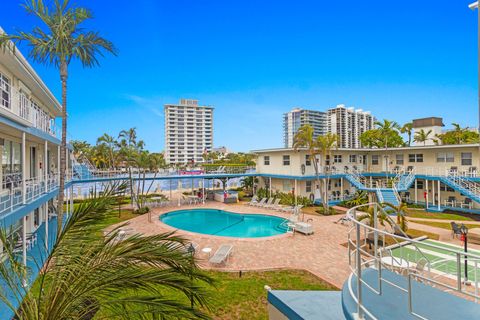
[114,201,351,288]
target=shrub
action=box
[135,206,150,214]
[315,206,337,216]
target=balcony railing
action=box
[4,86,59,138]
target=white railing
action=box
[4,86,58,138]
[445,172,480,199]
[347,202,480,319]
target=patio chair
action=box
[449,166,458,175]
[258,198,274,208]
[406,166,414,173]
[410,258,428,277]
[253,198,267,207]
[265,198,281,209]
[209,244,234,265]
[444,196,456,207]
[246,195,258,206]
[460,198,473,209]
[451,222,462,239]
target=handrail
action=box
[346,202,480,319]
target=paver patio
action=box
[114,201,352,288]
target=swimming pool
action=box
[160,209,288,238]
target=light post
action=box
[469,2,480,136]
[460,224,470,285]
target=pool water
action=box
[160,209,288,238]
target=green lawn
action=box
[410,220,480,231]
[406,209,477,221]
[94,269,337,320]
[406,229,440,240]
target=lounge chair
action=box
[451,222,462,239]
[253,198,267,207]
[209,244,234,265]
[246,195,258,206]
[258,198,274,208]
[410,258,428,278]
[265,198,281,209]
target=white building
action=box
[327,104,375,148]
[164,99,213,164]
[412,117,444,146]
[283,108,327,148]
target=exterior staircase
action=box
[395,171,415,192]
[439,173,480,204]
[344,171,368,190]
[376,188,400,207]
[72,154,94,180]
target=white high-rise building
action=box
[283,108,327,148]
[164,99,213,164]
[327,104,375,148]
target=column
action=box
[426,179,429,209]
[22,132,26,204]
[269,177,272,198]
[340,177,344,200]
[44,140,48,192]
[437,179,441,211]
[22,215,27,286]
[414,179,418,204]
[44,202,48,251]
[294,179,297,206]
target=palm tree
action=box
[97,133,118,169]
[356,206,392,229]
[400,122,413,146]
[383,201,408,232]
[414,129,432,146]
[374,119,401,173]
[316,133,338,209]
[0,183,212,319]
[293,125,322,206]
[0,0,117,232]
[451,123,465,144]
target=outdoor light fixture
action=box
[460,224,470,285]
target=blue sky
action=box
[0,0,478,152]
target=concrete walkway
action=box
[408,217,480,225]
[111,202,352,288]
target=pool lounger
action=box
[294,222,314,235]
[209,244,234,265]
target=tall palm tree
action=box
[97,133,118,169]
[316,133,338,209]
[293,125,322,205]
[0,183,212,319]
[400,122,413,146]
[374,119,401,173]
[451,123,466,144]
[414,129,432,146]
[0,0,117,232]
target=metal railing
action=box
[347,202,480,319]
[444,172,480,200]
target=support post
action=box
[269,177,272,198]
[294,179,297,206]
[340,177,344,200]
[22,132,26,205]
[44,140,48,192]
[414,179,418,204]
[355,221,364,319]
[437,179,441,211]
[44,202,48,251]
[22,215,27,287]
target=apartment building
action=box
[252,144,480,210]
[283,108,327,147]
[327,104,375,148]
[164,99,213,164]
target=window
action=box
[417,180,424,189]
[409,154,423,163]
[0,73,10,109]
[283,155,290,166]
[333,155,342,163]
[461,152,473,166]
[440,183,454,192]
[395,154,404,165]
[306,181,312,193]
[436,152,454,163]
[264,156,270,165]
[349,155,357,163]
[283,180,291,192]
[371,155,379,165]
[305,154,311,166]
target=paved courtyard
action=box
[116,201,352,288]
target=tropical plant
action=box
[359,120,404,149]
[0,183,212,319]
[0,0,117,232]
[383,201,408,232]
[340,190,368,208]
[434,123,480,145]
[241,176,258,195]
[97,133,118,169]
[356,206,392,229]
[400,122,413,146]
[414,129,432,146]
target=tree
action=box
[97,133,118,169]
[316,133,339,210]
[0,0,117,232]
[414,129,432,146]
[0,183,212,319]
[374,119,402,148]
[356,206,391,228]
[434,123,480,145]
[383,201,408,232]
[400,122,413,146]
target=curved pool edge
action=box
[156,207,293,241]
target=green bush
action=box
[315,206,337,216]
[407,203,425,209]
[255,188,312,206]
[135,206,150,214]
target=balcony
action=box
[3,86,59,138]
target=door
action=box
[30,147,36,178]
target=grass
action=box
[406,228,440,240]
[94,269,337,320]
[410,220,480,231]
[405,209,478,221]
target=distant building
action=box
[327,104,375,148]
[412,117,444,146]
[212,146,230,157]
[283,108,327,148]
[164,99,213,164]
